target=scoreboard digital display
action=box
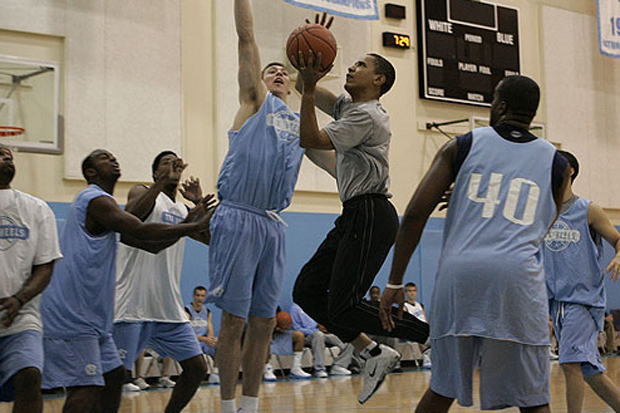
[417,0,520,107]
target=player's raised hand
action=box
[180,176,202,205]
[607,254,620,282]
[379,287,405,332]
[306,11,334,29]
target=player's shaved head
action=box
[496,75,540,120]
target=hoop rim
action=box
[0,126,25,137]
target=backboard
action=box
[0,55,62,153]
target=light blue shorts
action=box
[42,334,122,389]
[207,202,285,319]
[550,300,606,377]
[430,336,550,410]
[270,330,293,355]
[113,322,202,370]
[0,330,43,402]
[200,342,216,358]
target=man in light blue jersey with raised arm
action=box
[207,2,305,413]
[544,150,620,413]
[381,76,571,413]
[40,150,213,413]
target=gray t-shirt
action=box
[323,95,391,202]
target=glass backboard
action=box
[0,55,62,153]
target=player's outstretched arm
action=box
[231,0,267,131]
[588,203,620,281]
[380,139,457,331]
[0,261,56,327]
[89,196,210,244]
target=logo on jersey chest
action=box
[266,111,299,142]
[0,216,29,251]
[545,220,581,252]
[162,212,184,225]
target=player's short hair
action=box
[368,53,396,96]
[405,282,417,289]
[370,285,380,292]
[193,286,207,294]
[496,75,540,120]
[558,150,579,182]
[152,151,177,176]
[81,149,105,183]
[262,62,287,78]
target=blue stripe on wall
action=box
[47,203,620,335]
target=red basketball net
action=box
[0,126,25,137]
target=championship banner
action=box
[284,0,379,20]
[597,0,620,58]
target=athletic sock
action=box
[292,351,303,369]
[241,395,259,413]
[360,341,381,360]
[221,399,236,413]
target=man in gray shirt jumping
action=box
[292,44,429,404]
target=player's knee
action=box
[292,330,305,344]
[184,355,208,382]
[13,367,41,392]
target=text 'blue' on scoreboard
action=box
[417,0,520,107]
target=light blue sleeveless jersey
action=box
[217,93,305,211]
[186,304,209,337]
[41,185,117,339]
[544,197,604,308]
[430,127,558,346]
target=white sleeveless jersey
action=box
[404,301,426,322]
[114,192,188,323]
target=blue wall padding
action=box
[46,203,620,335]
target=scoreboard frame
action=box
[416,0,522,107]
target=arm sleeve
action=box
[34,202,63,265]
[323,106,375,153]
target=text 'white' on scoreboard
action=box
[417,0,520,107]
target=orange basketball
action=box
[286,23,337,72]
[276,311,292,330]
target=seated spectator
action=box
[289,303,353,378]
[185,286,219,384]
[264,316,310,381]
[368,286,381,303]
[402,283,430,368]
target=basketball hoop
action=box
[0,126,25,137]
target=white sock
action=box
[221,399,236,413]
[241,395,259,413]
[293,351,303,370]
[213,367,219,374]
[361,341,378,360]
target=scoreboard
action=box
[417,0,520,107]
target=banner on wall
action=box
[284,0,379,20]
[597,0,620,58]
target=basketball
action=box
[276,311,292,330]
[286,23,337,72]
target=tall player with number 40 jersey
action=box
[380,76,570,413]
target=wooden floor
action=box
[8,356,620,412]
